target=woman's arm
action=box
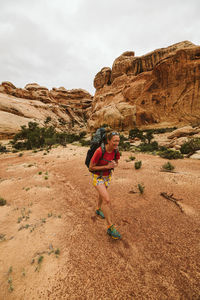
[89,160,116,172]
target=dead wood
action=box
[160,192,184,213]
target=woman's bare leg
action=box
[97,194,103,209]
[95,184,112,226]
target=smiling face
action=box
[107,134,120,150]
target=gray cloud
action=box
[0,0,199,95]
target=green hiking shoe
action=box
[107,225,121,239]
[96,208,105,219]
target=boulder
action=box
[190,150,200,160]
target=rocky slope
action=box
[89,41,200,130]
[0,82,92,138]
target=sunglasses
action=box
[111,132,119,136]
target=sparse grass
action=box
[0,234,6,241]
[129,155,136,161]
[48,212,53,218]
[55,249,60,256]
[134,161,142,169]
[18,153,23,157]
[17,217,23,223]
[38,171,42,175]
[38,256,44,264]
[138,184,145,194]
[18,224,30,231]
[7,267,13,292]
[162,162,175,171]
[44,176,48,180]
[8,277,14,292]
[0,197,7,206]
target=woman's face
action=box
[108,135,120,150]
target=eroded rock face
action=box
[89,41,200,130]
[0,83,93,138]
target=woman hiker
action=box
[89,132,121,239]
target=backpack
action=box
[85,127,118,172]
[85,128,106,169]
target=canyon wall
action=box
[89,41,200,130]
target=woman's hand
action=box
[106,160,117,169]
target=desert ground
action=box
[0,144,200,300]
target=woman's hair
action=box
[107,132,120,141]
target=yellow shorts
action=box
[92,173,112,188]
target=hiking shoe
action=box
[96,208,105,219]
[107,225,121,239]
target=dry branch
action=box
[160,192,184,213]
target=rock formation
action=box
[0,82,92,138]
[89,41,200,130]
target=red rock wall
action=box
[89,41,200,130]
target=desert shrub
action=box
[138,184,145,194]
[129,128,146,142]
[135,160,142,169]
[162,161,175,171]
[58,118,66,125]
[139,141,159,152]
[129,155,135,161]
[150,127,177,134]
[144,130,154,144]
[0,143,8,153]
[159,149,183,159]
[101,124,109,128]
[44,116,51,124]
[0,197,7,206]
[11,122,83,150]
[79,131,87,138]
[180,138,200,155]
[80,139,90,146]
[119,134,131,151]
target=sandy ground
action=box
[0,145,200,300]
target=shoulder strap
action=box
[100,143,106,161]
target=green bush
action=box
[145,130,154,144]
[119,134,131,151]
[129,128,146,142]
[162,162,175,171]
[80,139,90,146]
[159,149,183,159]
[44,116,51,124]
[139,141,159,152]
[0,143,8,153]
[79,131,87,139]
[11,122,83,150]
[135,161,142,169]
[129,155,135,161]
[180,138,200,155]
[0,197,7,206]
[138,184,144,194]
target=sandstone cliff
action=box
[0,82,92,139]
[89,41,200,130]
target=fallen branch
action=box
[160,169,178,173]
[160,192,184,213]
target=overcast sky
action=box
[0,0,199,95]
